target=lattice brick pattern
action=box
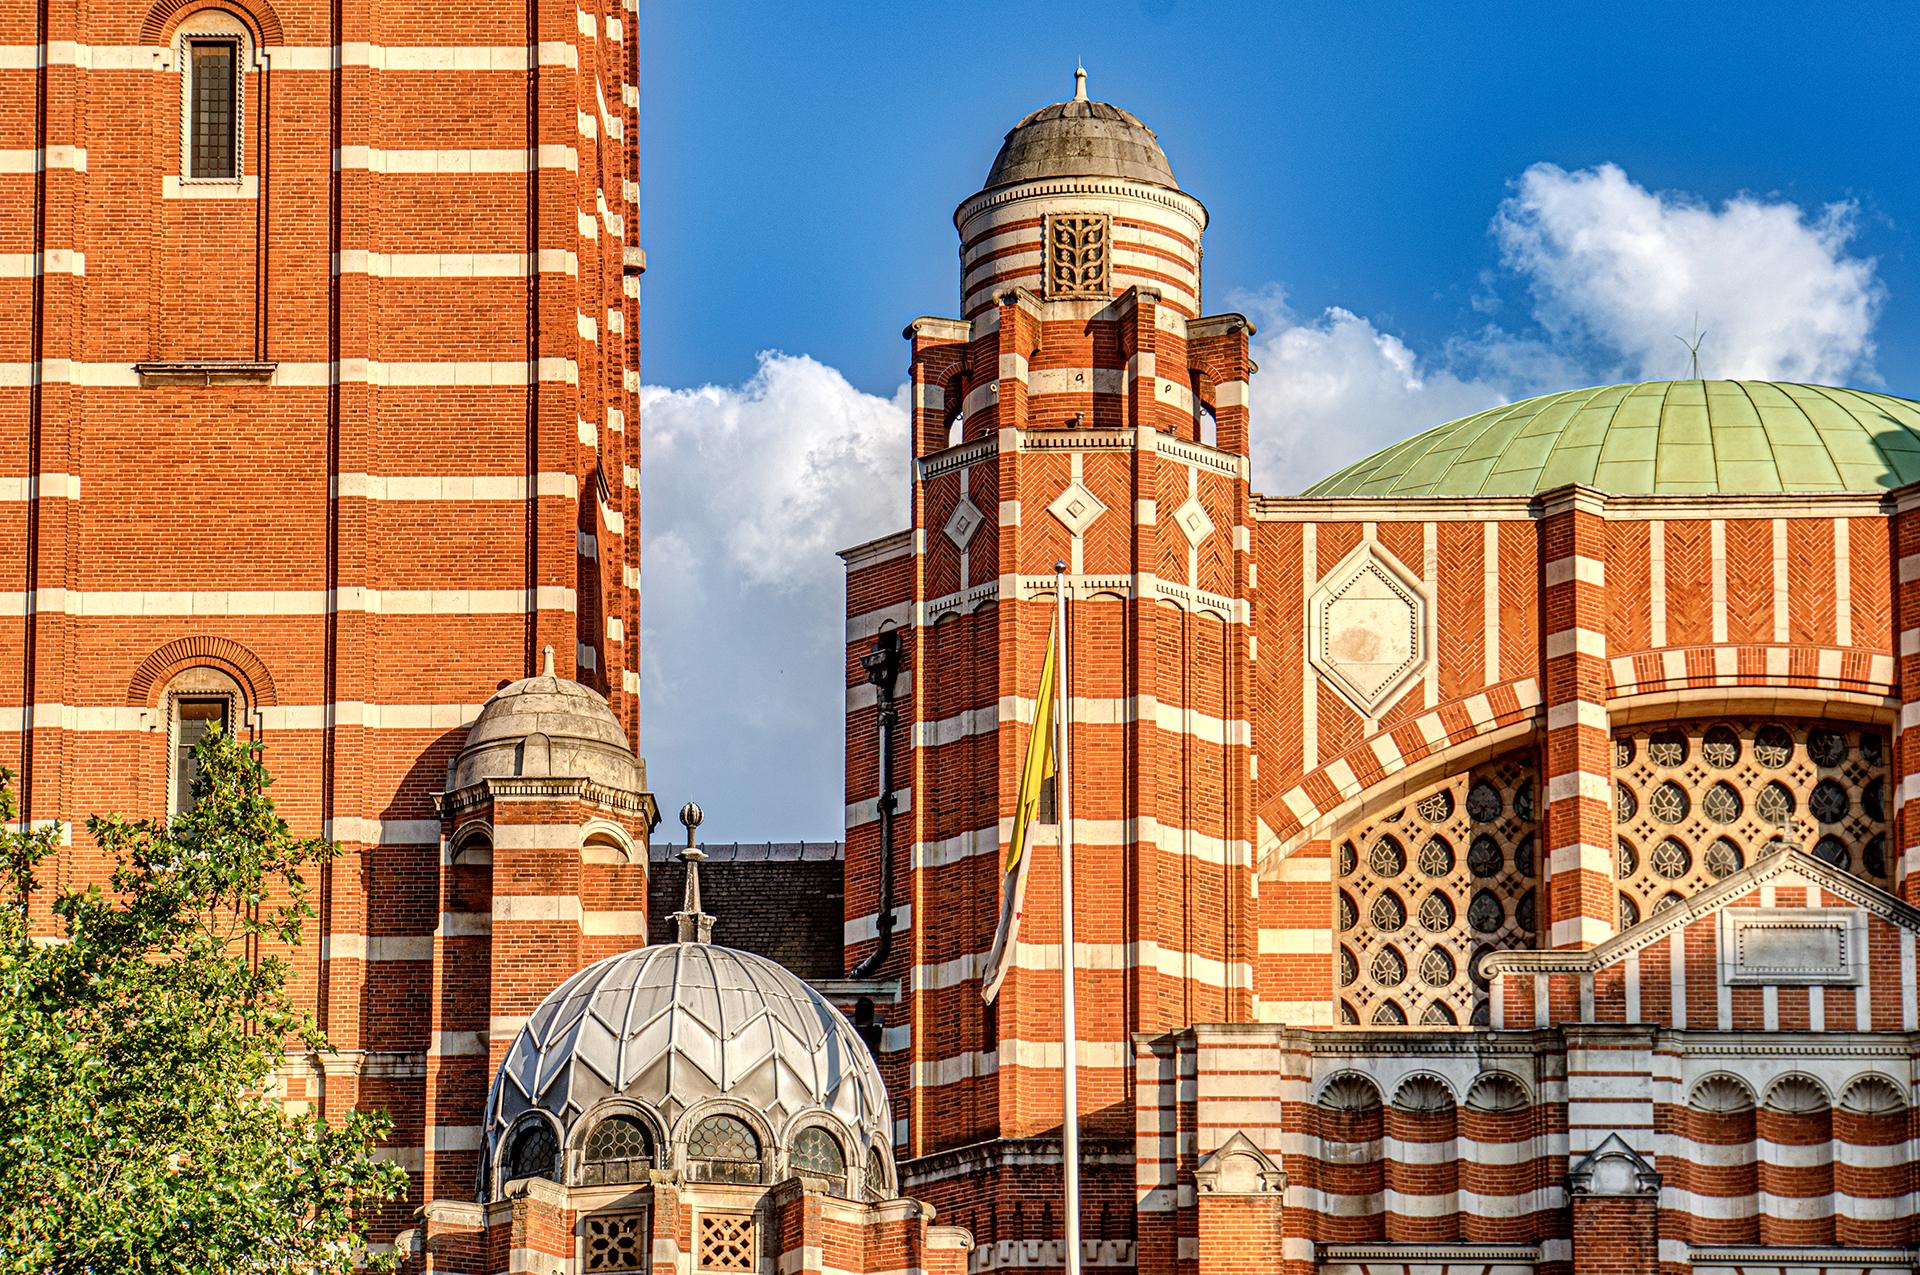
[1335,751,1539,1027]
[698,1214,757,1273]
[585,1212,649,1274]
[1613,718,1890,925]
[1042,213,1110,298]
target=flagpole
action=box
[1054,561,1081,1275]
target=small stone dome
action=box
[452,648,640,793]
[484,938,894,1195]
[984,70,1178,192]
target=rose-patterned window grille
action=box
[585,1212,650,1274]
[697,1214,757,1273]
[1042,213,1111,299]
[1335,751,1539,1027]
[579,1114,655,1186]
[687,1114,763,1185]
[1613,718,1890,922]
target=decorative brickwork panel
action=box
[585,1211,650,1273]
[1042,213,1111,299]
[1335,751,1539,1026]
[697,1213,757,1273]
[1612,718,1890,924]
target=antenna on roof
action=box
[1675,314,1706,380]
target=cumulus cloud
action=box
[640,354,908,840]
[1235,290,1517,495]
[1494,162,1882,382]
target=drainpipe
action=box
[849,629,903,978]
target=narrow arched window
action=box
[865,1147,888,1201]
[789,1126,845,1193]
[172,10,253,186]
[165,668,243,816]
[581,1114,654,1185]
[687,1114,761,1185]
[505,1119,560,1184]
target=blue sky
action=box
[637,2,1920,842]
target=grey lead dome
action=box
[983,79,1178,192]
[484,940,894,1187]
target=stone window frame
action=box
[162,666,249,816]
[784,1119,849,1195]
[168,8,258,191]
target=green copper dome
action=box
[1303,380,1920,498]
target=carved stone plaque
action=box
[1308,543,1429,715]
[1718,906,1865,985]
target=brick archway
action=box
[141,0,282,46]
[127,636,278,708]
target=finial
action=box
[1675,314,1707,380]
[541,644,555,677]
[672,800,714,944]
[1073,64,1088,102]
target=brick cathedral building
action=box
[10,9,1920,1271]
[840,72,1920,1275]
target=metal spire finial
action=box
[672,800,714,944]
[1073,64,1087,102]
[1675,314,1707,380]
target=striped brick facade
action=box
[845,84,1920,1275]
[6,0,649,1253]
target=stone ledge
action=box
[134,360,277,386]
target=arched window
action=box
[789,1126,846,1193]
[580,1114,654,1185]
[165,667,243,816]
[504,1119,560,1185]
[865,1147,888,1201]
[172,9,254,185]
[686,1113,762,1185]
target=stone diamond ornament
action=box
[1173,494,1214,547]
[1048,480,1107,536]
[1308,543,1429,714]
[943,495,984,549]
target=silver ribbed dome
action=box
[984,74,1177,191]
[452,650,640,793]
[484,941,893,1192]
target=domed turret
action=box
[954,69,1206,320]
[482,838,893,1200]
[452,646,642,793]
[983,67,1178,192]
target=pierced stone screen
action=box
[1042,213,1111,299]
[1612,718,1890,925]
[1335,751,1539,1027]
[585,1212,649,1273]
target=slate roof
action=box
[648,842,846,982]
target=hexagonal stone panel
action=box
[1308,542,1429,715]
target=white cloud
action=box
[1235,289,1515,495]
[1494,162,1882,383]
[640,353,908,840]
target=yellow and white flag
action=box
[982,616,1057,1004]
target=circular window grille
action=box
[1369,836,1406,877]
[1648,731,1689,768]
[1616,838,1637,880]
[1418,892,1455,932]
[1704,839,1743,879]
[1702,782,1742,824]
[1466,781,1503,823]
[1754,725,1793,768]
[1416,791,1454,823]
[1650,839,1691,880]
[1808,729,1847,767]
[1809,779,1849,825]
[1371,947,1406,986]
[1649,782,1689,824]
[1371,892,1406,931]
[1702,725,1741,768]
[1419,838,1454,877]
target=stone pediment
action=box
[1481,847,1920,981]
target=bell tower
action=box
[842,72,1260,1270]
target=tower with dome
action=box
[836,71,1920,1275]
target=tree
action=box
[0,729,408,1273]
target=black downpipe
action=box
[849,630,903,979]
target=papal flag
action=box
[982,616,1058,1004]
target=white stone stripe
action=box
[1544,554,1605,587]
[325,817,441,844]
[0,146,85,171]
[1710,519,1728,644]
[0,702,484,732]
[333,249,576,277]
[334,145,575,173]
[0,250,83,276]
[332,472,574,500]
[0,358,581,388]
[0,585,575,616]
[1835,516,1852,646]
[0,474,79,499]
[913,940,1252,992]
[0,42,582,70]
[1649,519,1667,646]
